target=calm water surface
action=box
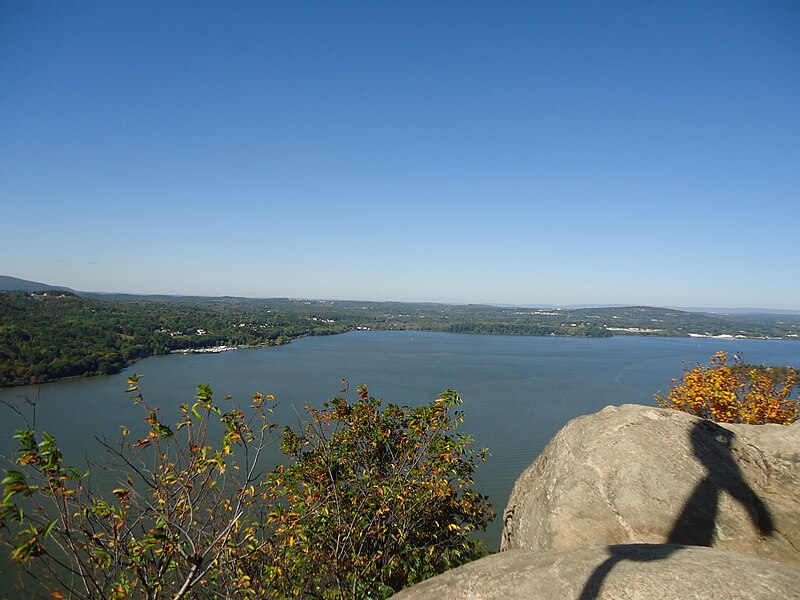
[2,332,799,548]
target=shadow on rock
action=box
[579,420,774,600]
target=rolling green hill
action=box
[2,290,799,387]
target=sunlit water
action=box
[1,331,798,555]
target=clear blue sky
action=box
[2,1,798,308]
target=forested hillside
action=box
[2,291,799,387]
[0,292,350,386]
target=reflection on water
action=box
[1,332,798,549]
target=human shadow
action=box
[578,420,774,600]
[578,544,683,600]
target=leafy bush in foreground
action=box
[269,385,493,599]
[0,377,279,599]
[0,380,492,598]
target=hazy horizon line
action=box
[4,274,799,315]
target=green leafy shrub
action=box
[267,384,493,599]
[0,376,279,599]
[0,380,492,598]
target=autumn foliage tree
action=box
[656,352,798,425]
[0,376,279,599]
[0,380,492,598]
[267,384,493,599]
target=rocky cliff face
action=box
[395,404,800,599]
[501,404,800,563]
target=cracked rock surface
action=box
[399,405,799,599]
[500,404,800,564]
[393,545,800,600]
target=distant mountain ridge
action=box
[0,275,75,293]
[1,275,797,315]
[670,306,800,316]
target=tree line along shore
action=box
[2,290,799,387]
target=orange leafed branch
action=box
[657,352,798,425]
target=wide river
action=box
[1,331,799,548]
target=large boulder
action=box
[500,404,800,564]
[393,545,800,600]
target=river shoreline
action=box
[2,328,798,390]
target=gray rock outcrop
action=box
[501,404,800,564]
[396,404,800,599]
[393,545,800,600]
